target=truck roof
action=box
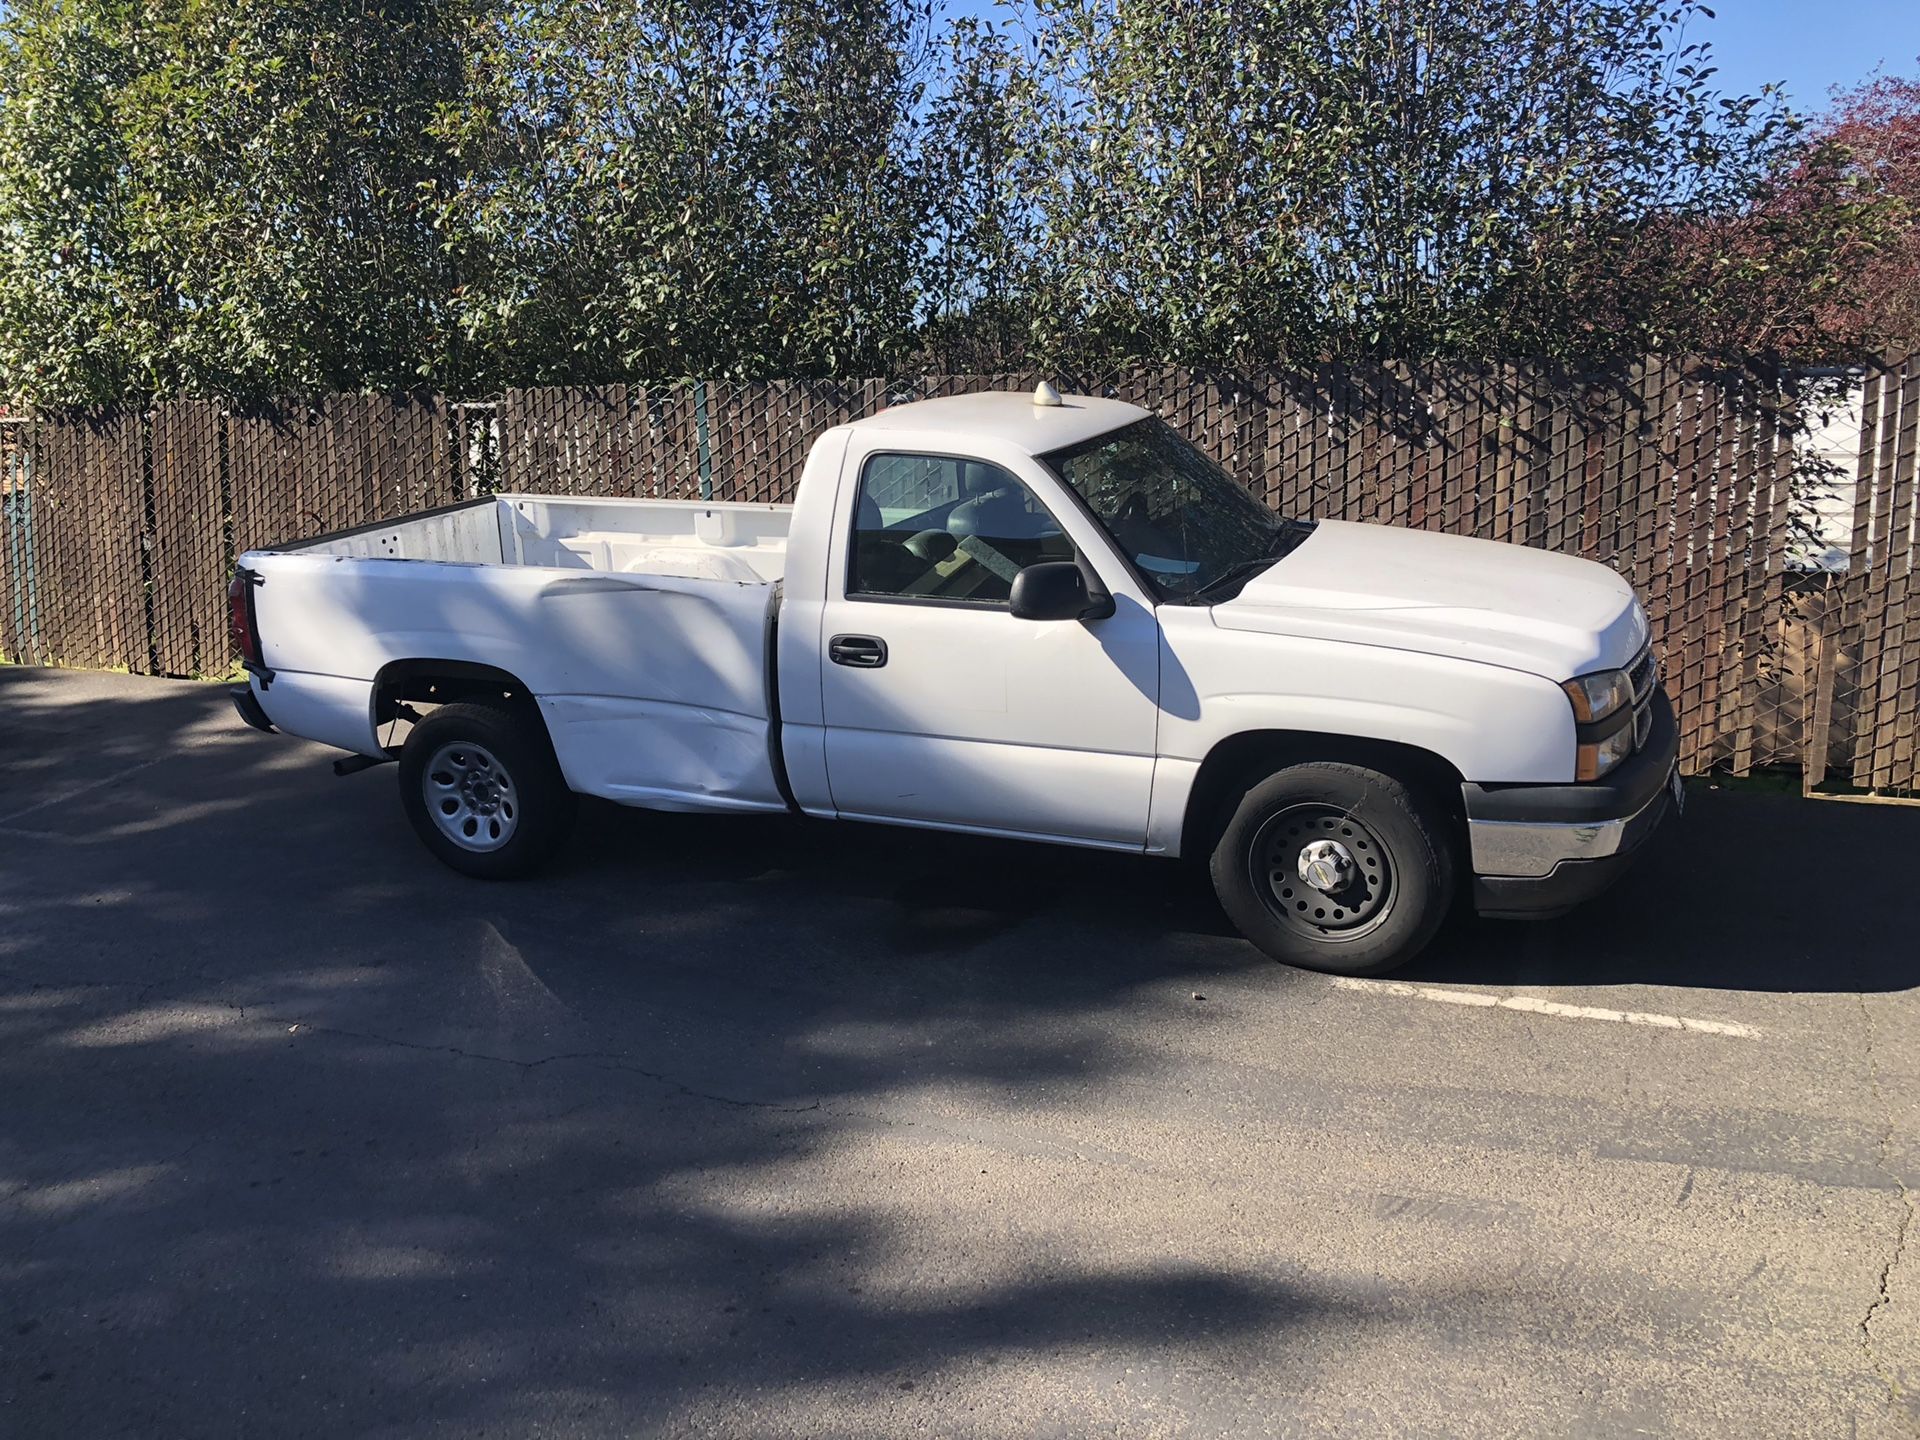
[846,391,1150,456]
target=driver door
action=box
[817,450,1161,848]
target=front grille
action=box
[1627,646,1657,707]
[1626,644,1657,755]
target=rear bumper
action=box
[1464,687,1680,919]
[230,684,276,734]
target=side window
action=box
[848,453,1073,604]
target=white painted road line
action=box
[1331,977,1762,1039]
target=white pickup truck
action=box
[229,386,1680,975]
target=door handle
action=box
[828,634,888,668]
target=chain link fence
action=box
[1,361,1915,792]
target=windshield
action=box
[1042,418,1307,602]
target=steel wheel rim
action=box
[1250,803,1395,941]
[424,741,519,852]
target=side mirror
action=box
[1009,561,1115,622]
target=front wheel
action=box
[1210,762,1454,976]
[398,702,576,879]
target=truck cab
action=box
[230,386,1680,976]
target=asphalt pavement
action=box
[1,665,1915,1438]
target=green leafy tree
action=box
[0,1,156,407]
[1001,0,1820,368]
[0,0,472,406]
[439,0,935,386]
[916,17,1048,370]
[0,0,1897,405]
[751,0,936,375]
[436,0,769,385]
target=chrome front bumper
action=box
[1468,763,1682,878]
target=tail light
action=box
[228,569,262,666]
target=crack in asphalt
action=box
[1856,991,1917,1431]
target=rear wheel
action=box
[398,702,575,879]
[1210,762,1453,976]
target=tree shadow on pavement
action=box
[0,669,1354,1435]
[1,666,1914,1435]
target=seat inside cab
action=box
[851,456,1075,603]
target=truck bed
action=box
[241,494,796,816]
[279,494,792,585]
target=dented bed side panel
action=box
[242,554,785,813]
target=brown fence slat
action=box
[27,411,143,670]
[1870,364,1918,789]
[149,401,229,675]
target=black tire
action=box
[1209,762,1454,976]
[398,702,576,879]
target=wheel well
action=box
[371,659,545,749]
[1181,730,1467,859]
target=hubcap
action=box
[1252,804,1394,937]
[424,742,519,852]
[1298,839,1356,894]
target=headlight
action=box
[1562,668,1634,724]
[1576,720,1636,781]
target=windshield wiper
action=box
[1190,556,1280,603]
[1189,522,1315,604]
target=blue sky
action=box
[943,1,1919,121]
[1692,0,1920,114]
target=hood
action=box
[1211,519,1647,680]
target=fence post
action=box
[2,436,44,663]
[1804,609,1837,796]
[694,380,714,501]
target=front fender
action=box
[1150,613,1576,855]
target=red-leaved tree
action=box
[1587,65,1920,360]
[1810,69,1920,350]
